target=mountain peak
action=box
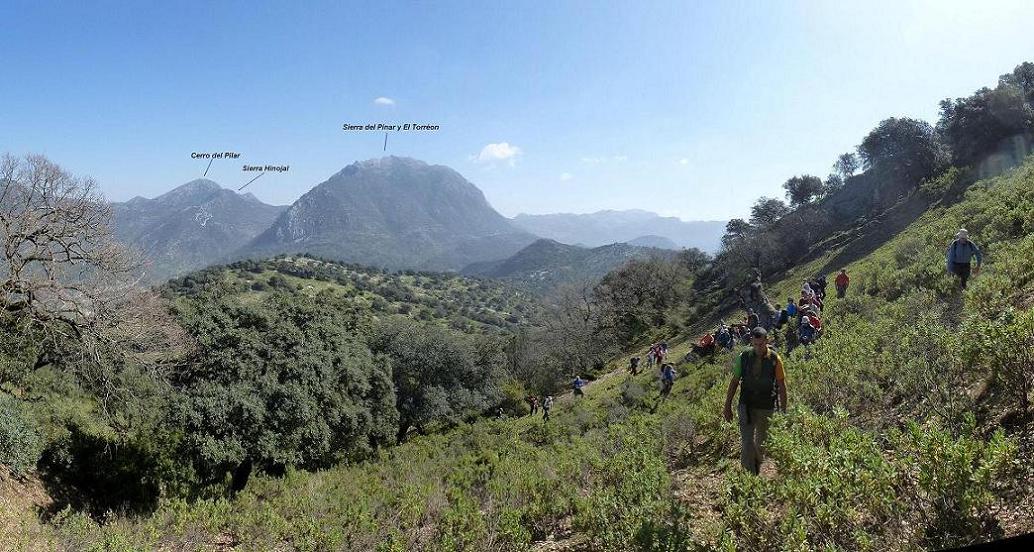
[334,156,437,177]
[175,178,222,193]
[246,158,535,270]
[152,179,223,203]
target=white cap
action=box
[956,228,969,239]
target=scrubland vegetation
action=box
[3,64,1034,551]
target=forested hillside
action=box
[165,255,537,334]
[461,238,685,293]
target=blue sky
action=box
[3,0,1033,221]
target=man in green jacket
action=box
[722,327,788,475]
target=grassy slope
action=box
[7,162,1034,550]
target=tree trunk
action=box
[230,459,252,494]
[396,420,411,444]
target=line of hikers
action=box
[692,270,839,359]
[721,228,981,474]
[557,228,981,476]
[627,341,669,376]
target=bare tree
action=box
[540,278,617,379]
[0,154,190,405]
[1,154,140,333]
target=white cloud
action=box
[373,97,395,106]
[474,142,523,166]
[613,155,628,162]
[678,158,689,165]
[560,172,574,181]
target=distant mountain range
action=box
[112,157,723,283]
[511,210,726,252]
[112,179,286,279]
[462,238,674,292]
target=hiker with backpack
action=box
[542,395,553,421]
[527,395,539,416]
[628,356,641,375]
[815,275,828,299]
[660,363,677,397]
[655,342,668,365]
[801,281,815,300]
[722,327,787,475]
[834,269,850,298]
[946,228,982,290]
[646,347,657,371]
[716,323,734,351]
[692,332,717,358]
[572,376,586,397]
[745,308,760,329]
[798,316,817,346]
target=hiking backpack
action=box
[739,348,778,410]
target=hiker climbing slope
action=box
[628,356,641,375]
[572,376,586,397]
[660,362,676,397]
[834,269,850,298]
[946,228,982,290]
[722,327,787,475]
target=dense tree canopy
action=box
[858,117,941,184]
[370,318,503,441]
[594,257,689,344]
[833,152,859,181]
[749,197,791,228]
[782,175,825,208]
[169,291,397,486]
[937,81,1033,166]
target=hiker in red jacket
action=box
[834,269,850,298]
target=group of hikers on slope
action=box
[625,341,676,396]
[547,229,981,477]
[692,271,838,359]
[524,394,554,421]
[719,228,982,474]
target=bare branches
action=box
[0,154,142,339]
[0,154,192,423]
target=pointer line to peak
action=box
[238,172,264,191]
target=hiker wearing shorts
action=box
[946,228,982,290]
[722,327,787,475]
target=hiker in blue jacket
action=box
[945,228,982,289]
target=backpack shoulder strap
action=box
[739,350,752,377]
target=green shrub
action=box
[574,417,670,550]
[893,417,1015,548]
[0,395,43,476]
